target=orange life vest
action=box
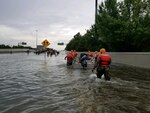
[67,53,73,61]
[73,52,77,57]
[99,54,111,65]
[88,52,93,57]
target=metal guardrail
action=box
[109,52,150,69]
[66,51,150,69]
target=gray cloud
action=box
[0,0,102,50]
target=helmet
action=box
[100,48,106,53]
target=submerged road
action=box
[0,52,150,113]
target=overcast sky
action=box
[0,0,103,50]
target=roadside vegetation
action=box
[65,0,150,52]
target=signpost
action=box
[41,39,50,48]
[57,42,64,45]
[41,39,50,61]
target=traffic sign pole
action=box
[41,39,50,61]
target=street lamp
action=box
[36,30,38,49]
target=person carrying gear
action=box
[92,48,111,81]
[79,53,90,69]
[65,52,73,66]
[79,53,87,62]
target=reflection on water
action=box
[0,52,150,113]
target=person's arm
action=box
[92,56,101,72]
[92,63,97,71]
[92,59,99,72]
[64,56,67,60]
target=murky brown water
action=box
[0,52,150,113]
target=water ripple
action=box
[0,53,150,113]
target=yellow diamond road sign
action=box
[42,39,50,48]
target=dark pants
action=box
[96,67,110,81]
[67,60,72,66]
[81,60,87,68]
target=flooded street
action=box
[0,52,150,113]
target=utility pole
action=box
[95,0,98,39]
[95,0,98,25]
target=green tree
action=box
[65,0,150,52]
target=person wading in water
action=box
[92,48,111,81]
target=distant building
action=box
[37,45,44,50]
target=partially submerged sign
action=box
[41,39,50,48]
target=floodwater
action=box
[0,52,150,113]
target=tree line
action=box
[0,44,31,49]
[65,0,150,52]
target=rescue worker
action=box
[94,51,99,62]
[88,51,93,58]
[92,48,111,81]
[73,50,78,63]
[80,53,90,69]
[70,50,74,56]
[88,51,94,63]
[65,52,73,66]
[79,53,88,63]
[73,50,78,58]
